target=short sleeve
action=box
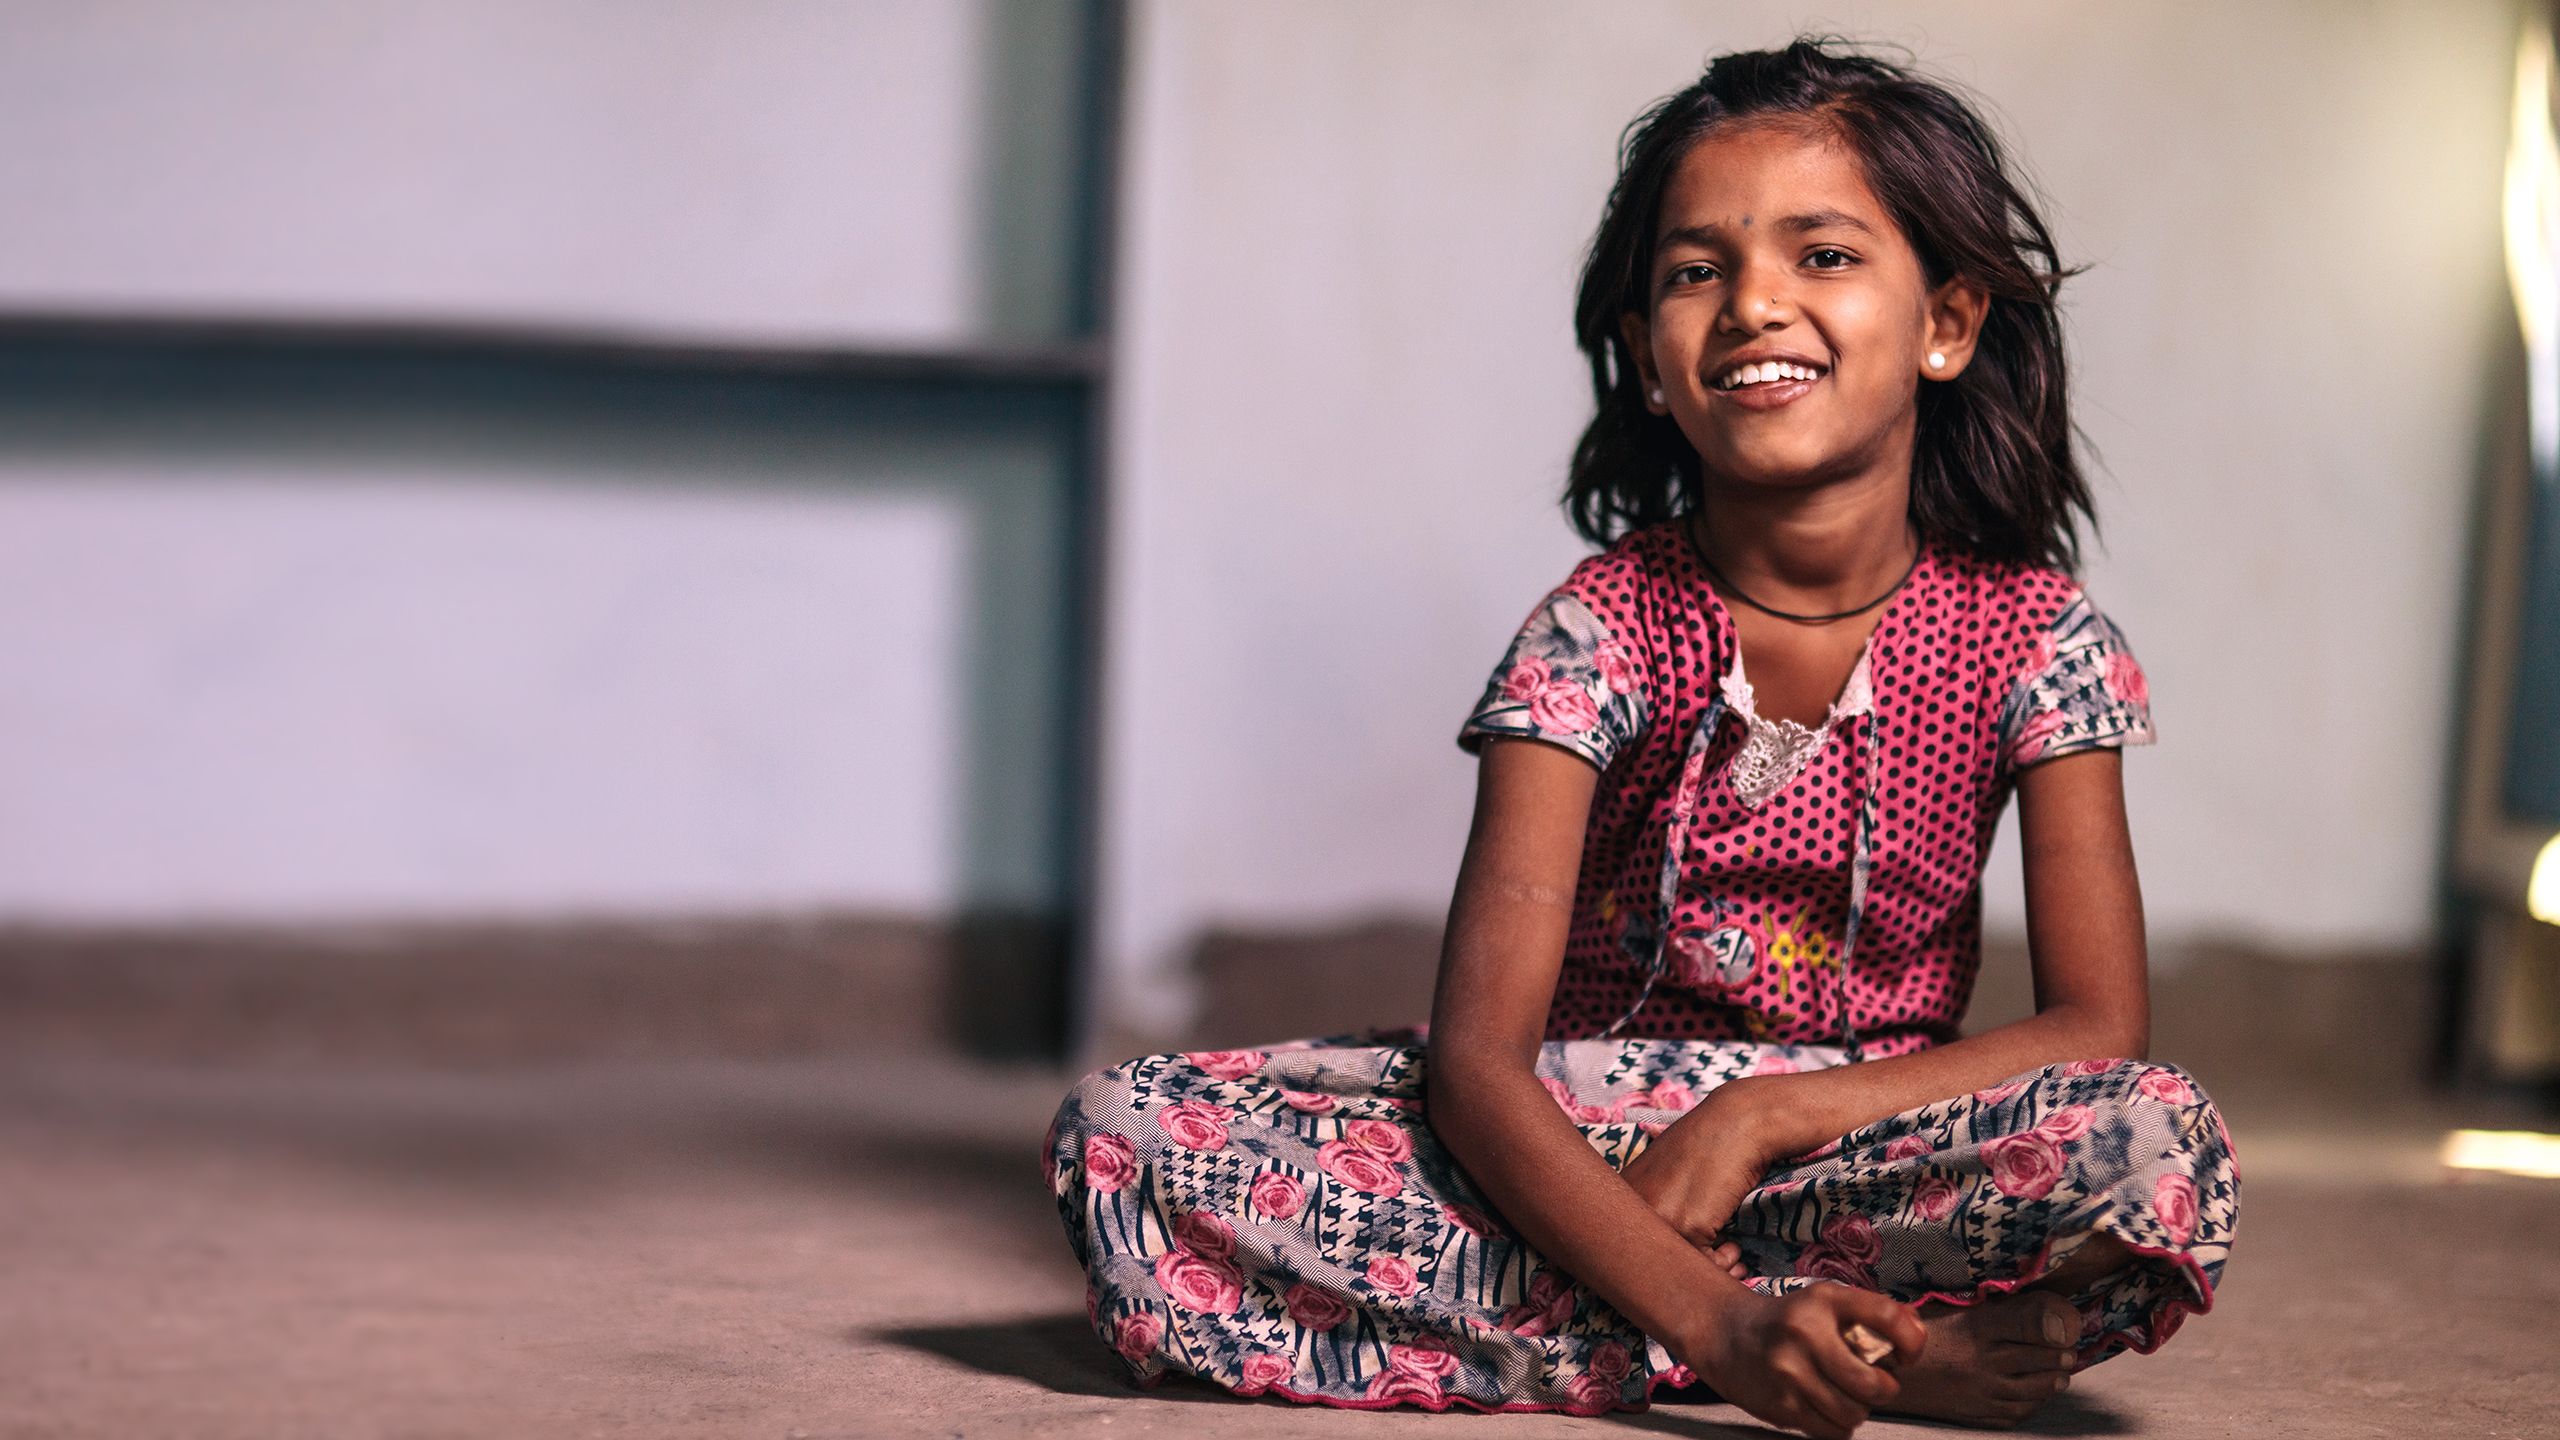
[1455,587,1652,772]
[1998,587,2157,775]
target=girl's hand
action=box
[1619,1076,1806,1254]
[1674,1284,1926,1440]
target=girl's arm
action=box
[1732,747,2153,1158]
[1424,737,1749,1351]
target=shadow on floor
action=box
[868,1312,2145,1436]
[870,1313,1217,1404]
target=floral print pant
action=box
[1042,1027,2240,1416]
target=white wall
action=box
[0,0,1085,346]
[0,1,1089,925]
[0,364,1081,923]
[0,472,969,920]
[1095,0,2528,1037]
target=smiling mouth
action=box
[1712,357,1830,391]
[1710,371,1824,409]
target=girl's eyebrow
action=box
[1657,209,1878,250]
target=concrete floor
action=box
[3,1050,2555,1439]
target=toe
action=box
[1991,1372,2053,1402]
[2020,1291,2079,1348]
[1988,1340,2073,1376]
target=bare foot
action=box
[2019,1231,2134,1302]
[1870,1290,2079,1430]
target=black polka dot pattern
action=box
[1455,519,2156,1058]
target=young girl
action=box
[1042,36,2238,1437]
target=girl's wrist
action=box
[1663,1268,1761,1367]
[1714,1074,1813,1158]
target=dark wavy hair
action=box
[1567,34,2100,573]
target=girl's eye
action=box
[1665,250,1855,287]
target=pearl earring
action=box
[1927,351,1946,369]
[1648,386,1664,405]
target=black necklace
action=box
[1684,517,1921,623]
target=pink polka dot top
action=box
[1455,517,2156,1062]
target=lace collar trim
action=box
[1715,638,1876,809]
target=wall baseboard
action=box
[0,910,1063,1066]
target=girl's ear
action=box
[1923,276,1992,379]
[1618,311,1664,412]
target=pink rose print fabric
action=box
[1043,519,2222,1413]
[1457,589,1652,772]
[1998,588,2157,775]
[1047,1035,2239,1414]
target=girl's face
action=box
[1619,119,1985,495]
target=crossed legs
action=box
[1871,1231,2137,1429]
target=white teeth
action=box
[1717,361,1823,390]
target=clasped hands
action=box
[1616,1074,1812,1280]
[1618,1074,1930,1440]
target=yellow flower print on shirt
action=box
[1767,915,1840,1007]
[1741,903,1841,1039]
